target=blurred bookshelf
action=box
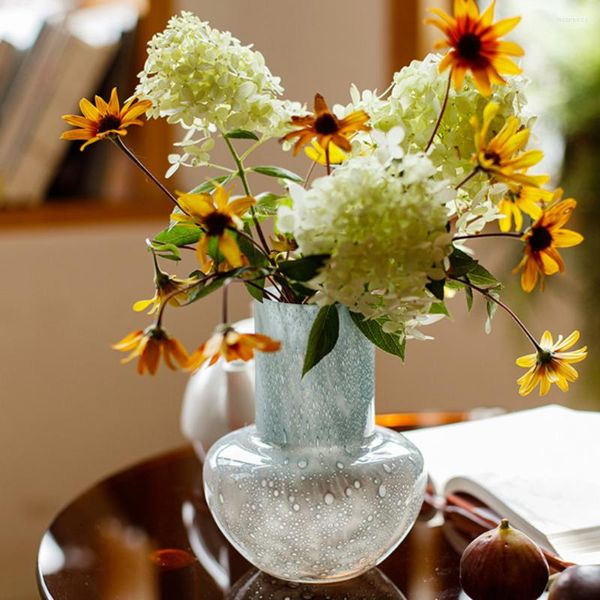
[0,0,432,227]
[0,0,174,224]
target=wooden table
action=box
[36,440,470,599]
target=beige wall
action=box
[1,2,592,599]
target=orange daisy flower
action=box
[471,102,549,188]
[174,185,255,272]
[280,93,370,156]
[187,325,281,371]
[61,87,151,151]
[112,326,189,375]
[514,191,583,292]
[497,186,553,233]
[516,330,587,396]
[426,0,524,95]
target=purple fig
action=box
[460,518,549,600]
[548,565,600,599]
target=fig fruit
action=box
[460,518,549,600]
[548,565,600,599]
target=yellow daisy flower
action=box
[304,140,348,165]
[498,186,553,232]
[61,87,151,151]
[133,272,198,315]
[426,0,524,95]
[187,326,281,371]
[280,93,370,156]
[513,191,583,292]
[516,330,587,396]
[471,102,549,188]
[112,326,189,375]
[174,185,255,272]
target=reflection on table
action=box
[38,426,475,599]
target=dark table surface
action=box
[36,437,475,600]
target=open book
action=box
[403,405,600,565]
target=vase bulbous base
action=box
[203,425,426,583]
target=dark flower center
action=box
[314,112,339,135]
[203,211,232,236]
[528,225,553,252]
[457,33,483,61]
[484,150,502,165]
[97,114,122,133]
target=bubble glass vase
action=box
[203,301,426,583]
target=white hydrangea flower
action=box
[283,153,454,339]
[450,184,506,235]
[136,12,300,170]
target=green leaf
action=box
[150,242,182,262]
[154,224,202,247]
[189,175,231,194]
[255,192,285,216]
[225,129,259,140]
[467,264,502,290]
[244,277,265,302]
[445,278,465,292]
[485,293,500,334]
[426,278,446,301]
[465,286,474,311]
[449,247,479,277]
[350,312,406,360]
[302,305,340,377]
[237,228,268,267]
[186,276,228,304]
[288,281,316,302]
[277,254,329,282]
[252,165,304,183]
[430,302,450,317]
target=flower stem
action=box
[455,168,479,190]
[425,69,452,153]
[453,232,523,242]
[222,133,271,256]
[304,159,317,188]
[148,243,163,276]
[222,133,299,304]
[450,276,541,351]
[325,142,331,176]
[113,137,185,213]
[222,283,229,324]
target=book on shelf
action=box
[0,1,70,113]
[0,39,21,108]
[404,404,600,565]
[0,2,139,207]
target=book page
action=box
[404,405,600,564]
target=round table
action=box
[36,443,469,599]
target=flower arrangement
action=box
[62,1,587,396]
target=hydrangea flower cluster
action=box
[136,12,299,174]
[281,153,453,338]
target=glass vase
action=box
[203,300,426,583]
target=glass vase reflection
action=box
[203,301,426,583]
[227,567,407,599]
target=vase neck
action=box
[253,301,375,448]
